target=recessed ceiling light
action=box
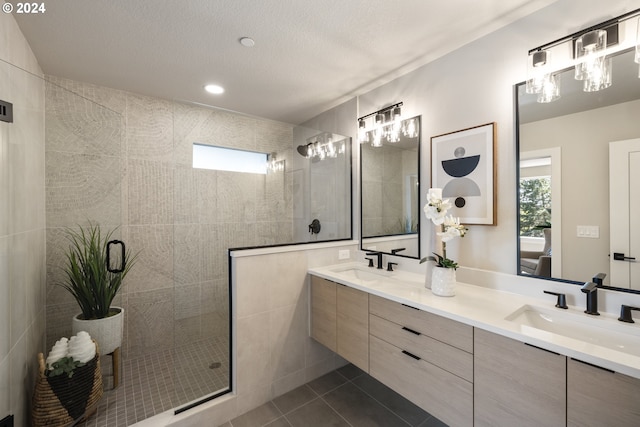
[204,84,224,95]
[239,37,255,47]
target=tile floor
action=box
[222,364,447,427]
[78,336,230,427]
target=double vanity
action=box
[308,262,640,427]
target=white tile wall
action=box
[0,12,46,426]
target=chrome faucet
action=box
[581,282,600,316]
[365,251,384,269]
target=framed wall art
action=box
[430,122,496,225]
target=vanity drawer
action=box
[370,335,473,427]
[369,294,473,353]
[370,314,473,382]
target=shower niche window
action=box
[193,143,270,174]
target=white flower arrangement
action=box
[421,188,469,269]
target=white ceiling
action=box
[15,0,556,124]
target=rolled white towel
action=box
[68,331,96,364]
[46,337,69,369]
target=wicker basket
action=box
[32,341,103,427]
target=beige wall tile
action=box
[127,158,173,225]
[269,302,307,379]
[236,312,271,393]
[126,288,174,358]
[45,152,121,227]
[126,225,173,293]
[126,93,173,162]
[173,224,201,285]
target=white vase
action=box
[431,267,456,297]
[72,307,124,355]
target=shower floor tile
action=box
[78,336,229,427]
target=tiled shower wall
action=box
[44,75,295,361]
[0,13,46,427]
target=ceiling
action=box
[15,0,556,125]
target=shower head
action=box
[296,145,309,157]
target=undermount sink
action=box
[327,264,392,282]
[505,305,640,357]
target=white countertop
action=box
[309,262,640,379]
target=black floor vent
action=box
[0,99,13,123]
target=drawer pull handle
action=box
[401,326,421,336]
[401,303,420,310]
[401,350,421,361]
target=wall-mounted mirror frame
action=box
[360,115,421,259]
[516,48,640,293]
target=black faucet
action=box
[387,262,398,272]
[365,251,383,269]
[543,290,568,309]
[391,247,406,255]
[592,272,606,286]
[618,305,640,323]
[581,282,600,315]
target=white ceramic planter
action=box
[431,267,456,297]
[72,307,124,355]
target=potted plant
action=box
[58,223,137,358]
[421,188,468,296]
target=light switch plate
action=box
[338,249,350,260]
[577,225,599,238]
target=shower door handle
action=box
[107,240,126,273]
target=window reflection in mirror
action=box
[361,115,421,259]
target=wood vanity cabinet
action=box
[310,275,337,352]
[567,358,640,426]
[474,328,566,427]
[336,284,369,372]
[369,295,474,427]
[309,275,369,371]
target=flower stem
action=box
[441,224,446,260]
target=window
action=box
[193,143,267,174]
[519,176,551,237]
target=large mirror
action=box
[361,116,421,258]
[517,48,640,291]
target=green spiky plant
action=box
[58,224,137,320]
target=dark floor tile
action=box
[286,398,350,427]
[230,402,282,427]
[418,415,448,427]
[337,363,365,381]
[306,371,348,395]
[352,374,429,426]
[323,382,410,427]
[265,416,293,427]
[272,385,318,414]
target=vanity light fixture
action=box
[575,29,612,92]
[267,153,285,173]
[526,8,640,102]
[526,50,560,103]
[297,132,346,162]
[357,102,416,146]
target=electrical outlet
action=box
[338,249,350,260]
